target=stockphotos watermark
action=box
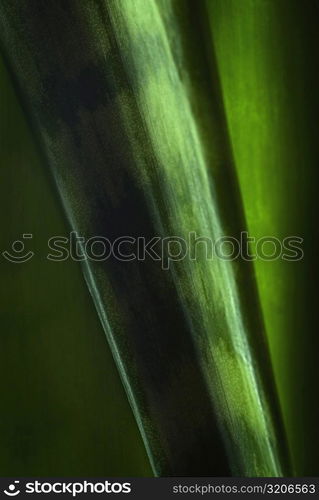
[1,478,317,498]
[3,480,131,496]
[1,231,304,270]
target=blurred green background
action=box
[208,0,319,475]
[0,0,319,476]
[0,58,151,476]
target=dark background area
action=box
[0,58,151,476]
